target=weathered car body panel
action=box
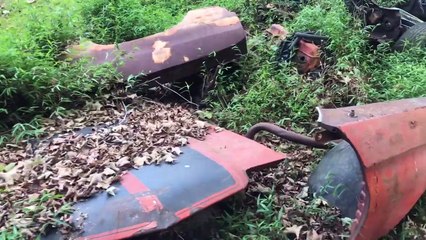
[44,128,285,240]
[44,97,426,240]
[317,98,426,240]
[67,7,247,85]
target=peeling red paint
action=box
[137,195,163,212]
[121,172,149,194]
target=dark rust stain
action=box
[410,121,417,129]
[389,133,403,146]
[375,131,385,142]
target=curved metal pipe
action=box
[245,122,327,149]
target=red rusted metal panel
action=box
[189,128,287,172]
[44,127,285,239]
[317,97,426,240]
[67,7,247,84]
[296,40,321,73]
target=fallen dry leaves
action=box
[307,229,322,240]
[266,24,288,40]
[0,99,208,238]
[284,224,306,239]
[248,133,350,239]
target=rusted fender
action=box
[66,7,247,84]
[317,98,426,240]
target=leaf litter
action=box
[247,134,351,239]
[0,98,208,238]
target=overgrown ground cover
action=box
[205,1,426,239]
[0,0,245,142]
[1,0,426,239]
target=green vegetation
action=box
[218,192,286,239]
[213,0,370,131]
[0,190,72,239]
[376,0,408,7]
[0,0,246,139]
[0,0,120,136]
[212,0,425,131]
[1,0,425,238]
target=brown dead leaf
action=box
[251,183,272,193]
[37,170,54,180]
[57,167,72,178]
[74,116,86,123]
[177,137,188,146]
[116,157,130,167]
[103,168,116,176]
[88,173,103,187]
[0,98,209,237]
[297,186,309,199]
[72,169,83,177]
[163,153,175,163]
[284,225,306,239]
[0,168,19,185]
[66,151,78,159]
[133,156,149,167]
[21,229,35,239]
[112,125,128,132]
[307,229,322,240]
[171,147,182,155]
[266,24,288,39]
[97,180,111,189]
[106,186,117,196]
[52,137,67,145]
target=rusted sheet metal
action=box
[296,40,321,74]
[67,7,247,84]
[44,127,285,239]
[317,97,426,240]
[317,98,426,130]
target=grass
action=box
[0,0,247,139]
[1,0,426,238]
[376,0,408,7]
[216,191,286,240]
[212,0,425,133]
[212,0,370,131]
[207,0,426,238]
[0,190,73,239]
[0,0,121,135]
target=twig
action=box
[118,101,129,125]
[132,76,161,89]
[202,66,220,99]
[139,97,165,106]
[0,129,12,136]
[154,80,199,107]
[174,231,185,240]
